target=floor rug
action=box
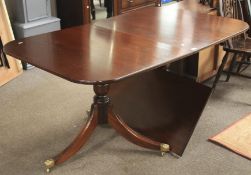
[209,113,251,160]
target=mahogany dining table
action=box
[4,1,248,173]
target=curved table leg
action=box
[44,84,171,172]
[107,108,170,155]
[44,106,98,172]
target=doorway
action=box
[90,0,113,21]
[56,0,114,29]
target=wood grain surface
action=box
[4,3,248,85]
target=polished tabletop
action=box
[4,3,248,85]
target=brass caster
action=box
[160,143,170,157]
[44,159,55,173]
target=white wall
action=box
[5,0,58,22]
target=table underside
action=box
[109,67,212,156]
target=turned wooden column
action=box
[93,84,110,124]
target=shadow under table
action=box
[109,67,212,156]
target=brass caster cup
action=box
[160,143,170,156]
[44,159,55,173]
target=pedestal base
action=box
[44,67,211,172]
[44,83,170,172]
